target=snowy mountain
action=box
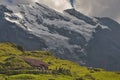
[0,2,120,71]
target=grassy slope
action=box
[0,42,119,80]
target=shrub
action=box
[52,67,71,75]
[16,45,25,52]
[48,78,55,80]
[76,77,84,80]
[84,74,95,80]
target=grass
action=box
[0,42,119,80]
[6,74,74,80]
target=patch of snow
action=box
[4,12,11,16]
[96,23,109,29]
[14,12,23,19]
[5,16,20,24]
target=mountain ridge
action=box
[0,2,120,71]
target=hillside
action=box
[0,42,119,80]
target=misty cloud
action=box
[0,0,34,4]
[0,0,120,22]
[37,0,120,22]
[36,0,71,11]
[75,0,120,21]
[38,0,120,22]
[69,0,75,7]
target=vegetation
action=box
[0,42,119,80]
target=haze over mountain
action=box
[0,2,120,71]
[1,0,120,23]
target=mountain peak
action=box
[0,2,120,71]
[64,8,77,14]
[64,8,97,25]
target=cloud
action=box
[7,0,13,3]
[37,0,120,23]
[40,0,120,23]
[69,0,75,7]
[0,0,120,23]
[0,0,35,5]
[36,0,71,12]
[74,0,120,21]
[0,0,71,12]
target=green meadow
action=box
[0,42,119,80]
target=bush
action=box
[16,45,25,52]
[48,78,55,80]
[93,68,101,72]
[52,67,71,75]
[84,74,95,80]
[76,77,84,80]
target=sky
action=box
[0,0,120,23]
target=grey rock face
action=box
[86,17,120,71]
